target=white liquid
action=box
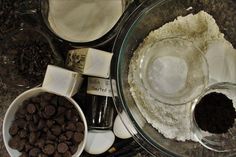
[48,0,123,42]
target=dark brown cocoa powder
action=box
[194,92,236,134]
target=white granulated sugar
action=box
[147,56,188,95]
[128,11,236,141]
[48,0,123,42]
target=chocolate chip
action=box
[18,139,26,151]
[22,100,30,108]
[31,96,41,103]
[19,152,28,157]
[43,113,51,119]
[29,132,37,144]
[47,131,56,140]
[54,152,62,157]
[27,103,36,114]
[61,124,66,132]
[71,115,79,123]
[57,143,69,153]
[45,140,55,145]
[33,115,39,124]
[63,151,72,157]
[55,116,65,125]
[9,124,19,136]
[15,119,26,129]
[76,122,84,132]
[43,127,49,133]
[73,109,79,116]
[43,144,55,155]
[44,105,56,117]
[70,145,78,155]
[51,96,58,106]
[65,110,72,120]
[35,139,45,149]
[57,106,66,116]
[51,125,61,136]
[37,119,46,130]
[36,131,41,139]
[25,144,33,152]
[46,120,55,128]
[65,141,73,146]
[38,153,48,157]
[15,107,26,119]
[25,114,32,121]
[42,93,53,101]
[38,111,44,118]
[58,97,71,107]
[59,135,67,142]
[73,132,84,143]
[18,129,27,138]
[8,136,20,149]
[40,101,48,109]
[29,123,37,132]
[29,148,41,157]
[65,131,73,140]
[64,100,73,109]
[65,122,76,131]
[39,154,48,157]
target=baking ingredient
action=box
[8,93,85,157]
[194,92,236,134]
[86,77,115,129]
[0,29,62,91]
[48,0,123,42]
[147,56,188,95]
[128,11,236,141]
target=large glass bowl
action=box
[111,0,236,156]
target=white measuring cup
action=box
[3,65,87,157]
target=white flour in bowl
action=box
[48,0,123,42]
[128,11,236,141]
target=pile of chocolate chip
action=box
[8,92,85,157]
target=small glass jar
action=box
[85,77,115,130]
